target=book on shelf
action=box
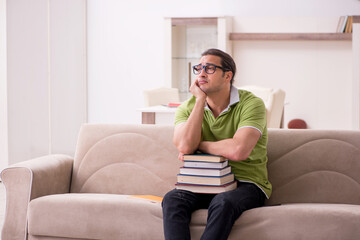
[336,16,346,33]
[183,153,227,162]
[183,160,229,169]
[337,15,360,33]
[346,16,353,33]
[175,181,237,194]
[177,173,234,186]
[179,166,231,176]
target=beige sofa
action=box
[2,124,360,240]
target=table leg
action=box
[142,112,155,124]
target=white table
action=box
[137,105,177,124]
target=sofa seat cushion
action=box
[28,194,360,240]
[27,193,164,240]
[190,203,360,240]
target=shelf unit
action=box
[229,24,360,129]
[229,33,352,41]
[163,17,232,101]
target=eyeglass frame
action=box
[192,63,230,75]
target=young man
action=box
[162,49,272,240]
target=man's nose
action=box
[199,67,207,76]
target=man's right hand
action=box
[190,79,206,100]
[173,79,207,154]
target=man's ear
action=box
[225,71,233,83]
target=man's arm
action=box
[198,127,261,162]
[173,80,206,154]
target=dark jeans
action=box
[162,182,265,240]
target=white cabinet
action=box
[164,17,232,101]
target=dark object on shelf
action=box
[288,119,307,129]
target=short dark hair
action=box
[201,48,236,85]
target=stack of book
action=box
[175,153,237,194]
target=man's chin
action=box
[199,85,208,92]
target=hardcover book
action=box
[177,173,234,186]
[175,181,237,194]
[183,153,226,162]
[179,166,231,176]
[183,160,229,169]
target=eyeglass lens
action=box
[193,65,216,75]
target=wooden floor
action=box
[0,182,6,233]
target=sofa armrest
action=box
[1,154,73,240]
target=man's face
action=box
[196,55,232,94]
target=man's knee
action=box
[162,189,180,208]
[162,189,196,209]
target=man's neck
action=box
[206,87,231,118]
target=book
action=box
[339,15,360,33]
[341,15,349,33]
[345,16,353,33]
[183,160,229,169]
[175,181,237,194]
[183,153,226,162]
[167,102,181,107]
[336,16,346,32]
[177,173,234,186]
[128,195,163,202]
[179,166,231,176]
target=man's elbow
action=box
[176,144,196,155]
[173,139,196,155]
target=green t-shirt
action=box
[175,86,272,198]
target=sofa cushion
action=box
[28,193,360,240]
[190,203,360,240]
[70,124,181,197]
[266,130,360,205]
[27,194,164,240]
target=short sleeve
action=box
[237,96,267,134]
[174,97,196,126]
[174,104,189,126]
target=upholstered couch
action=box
[2,124,360,240]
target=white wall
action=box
[87,0,360,129]
[0,0,8,171]
[1,0,359,168]
[232,17,354,129]
[1,0,87,168]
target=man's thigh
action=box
[162,189,216,211]
[209,182,265,211]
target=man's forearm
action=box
[198,127,260,162]
[198,139,248,162]
[173,98,206,154]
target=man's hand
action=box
[178,152,184,161]
[190,79,206,100]
[173,80,206,154]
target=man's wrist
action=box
[195,96,206,105]
[198,141,209,153]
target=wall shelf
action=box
[229,33,352,41]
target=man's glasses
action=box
[192,64,229,75]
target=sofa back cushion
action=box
[70,124,181,197]
[266,129,360,205]
[71,124,360,204]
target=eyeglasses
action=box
[192,64,229,75]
